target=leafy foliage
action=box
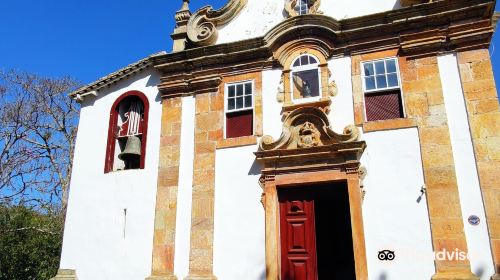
[0,204,63,280]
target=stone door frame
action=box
[261,169,367,280]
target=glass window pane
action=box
[228,85,235,97]
[300,55,309,66]
[364,63,374,76]
[293,59,300,67]
[387,73,399,87]
[228,98,235,110]
[375,61,385,74]
[292,69,320,98]
[244,83,252,95]
[309,56,318,64]
[245,95,252,107]
[386,59,397,73]
[236,97,244,108]
[376,75,387,88]
[365,77,376,90]
[236,84,244,96]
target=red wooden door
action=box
[279,190,318,280]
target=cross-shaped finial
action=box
[180,0,190,11]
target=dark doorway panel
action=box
[315,184,356,280]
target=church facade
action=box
[52,0,500,279]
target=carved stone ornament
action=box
[258,106,360,151]
[284,0,322,18]
[328,69,338,97]
[297,121,321,148]
[187,0,247,47]
[277,75,285,103]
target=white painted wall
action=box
[262,69,284,139]
[60,68,162,280]
[438,54,494,279]
[217,0,400,45]
[213,145,266,280]
[173,95,196,280]
[321,0,400,20]
[328,56,355,132]
[217,0,283,45]
[361,128,436,280]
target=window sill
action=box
[362,118,417,133]
[282,99,331,113]
[217,135,258,149]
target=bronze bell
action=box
[118,135,142,162]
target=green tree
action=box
[0,204,63,280]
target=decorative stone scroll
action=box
[284,0,322,18]
[187,0,247,47]
[328,69,338,97]
[258,106,359,151]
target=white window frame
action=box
[223,80,255,138]
[360,57,406,121]
[290,54,322,104]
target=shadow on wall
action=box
[248,159,262,176]
[474,267,485,278]
[393,0,403,9]
[378,271,388,280]
[259,268,266,280]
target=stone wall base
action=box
[50,269,78,280]
[184,275,217,280]
[432,271,479,280]
[145,275,178,280]
[491,273,500,280]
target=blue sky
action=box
[0,0,499,87]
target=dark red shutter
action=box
[365,90,404,121]
[279,192,318,280]
[226,110,253,138]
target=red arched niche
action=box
[104,90,150,173]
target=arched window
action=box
[104,91,149,173]
[290,54,321,101]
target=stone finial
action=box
[171,0,191,52]
[175,0,191,27]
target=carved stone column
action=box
[146,96,184,280]
[184,77,222,280]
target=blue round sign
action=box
[468,215,480,226]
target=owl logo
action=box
[378,250,395,261]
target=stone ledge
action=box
[217,135,257,149]
[362,118,417,132]
[50,269,78,280]
[184,275,217,280]
[145,275,178,280]
[431,271,479,280]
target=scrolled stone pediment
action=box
[258,107,360,151]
